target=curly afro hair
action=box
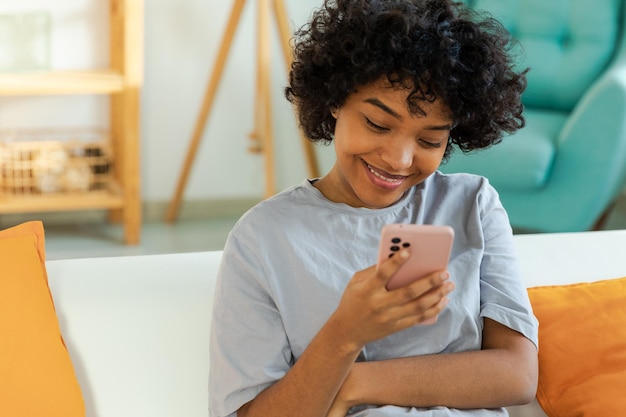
[285,0,527,159]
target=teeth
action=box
[368,164,401,183]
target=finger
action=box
[387,269,450,305]
[403,270,451,298]
[374,249,411,285]
[394,295,451,328]
[394,280,455,323]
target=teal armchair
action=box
[441,0,626,232]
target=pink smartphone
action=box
[377,224,454,291]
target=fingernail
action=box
[400,250,410,259]
[440,271,450,280]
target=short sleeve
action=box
[477,181,539,347]
[209,233,293,417]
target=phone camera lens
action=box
[402,242,410,248]
[390,245,400,252]
[391,237,401,243]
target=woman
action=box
[209,1,538,416]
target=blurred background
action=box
[0,0,624,259]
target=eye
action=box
[365,117,389,132]
[419,138,443,149]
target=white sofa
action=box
[45,230,626,417]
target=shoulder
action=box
[427,171,498,200]
[430,170,488,186]
[236,181,316,227]
[218,184,312,285]
[420,171,508,231]
[226,181,325,249]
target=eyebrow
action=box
[363,97,453,131]
[364,98,403,120]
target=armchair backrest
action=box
[462,0,624,112]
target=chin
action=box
[351,176,412,208]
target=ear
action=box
[330,107,338,118]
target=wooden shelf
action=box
[0,0,144,244]
[0,70,126,96]
[0,189,124,214]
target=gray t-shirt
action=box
[209,171,539,417]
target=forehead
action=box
[350,78,452,122]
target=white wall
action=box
[0,1,110,130]
[0,0,335,202]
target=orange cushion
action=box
[528,277,626,417]
[0,221,84,417]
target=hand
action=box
[331,250,454,350]
[326,362,361,417]
[326,397,350,417]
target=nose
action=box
[380,139,414,171]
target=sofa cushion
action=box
[442,109,567,190]
[0,221,84,417]
[465,0,619,111]
[527,276,626,417]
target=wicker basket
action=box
[0,128,113,197]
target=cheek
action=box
[333,122,371,157]
[416,150,446,173]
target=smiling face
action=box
[314,78,452,209]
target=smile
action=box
[365,162,406,187]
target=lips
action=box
[364,161,407,189]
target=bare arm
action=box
[237,250,454,417]
[330,318,538,414]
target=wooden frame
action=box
[165,0,320,223]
